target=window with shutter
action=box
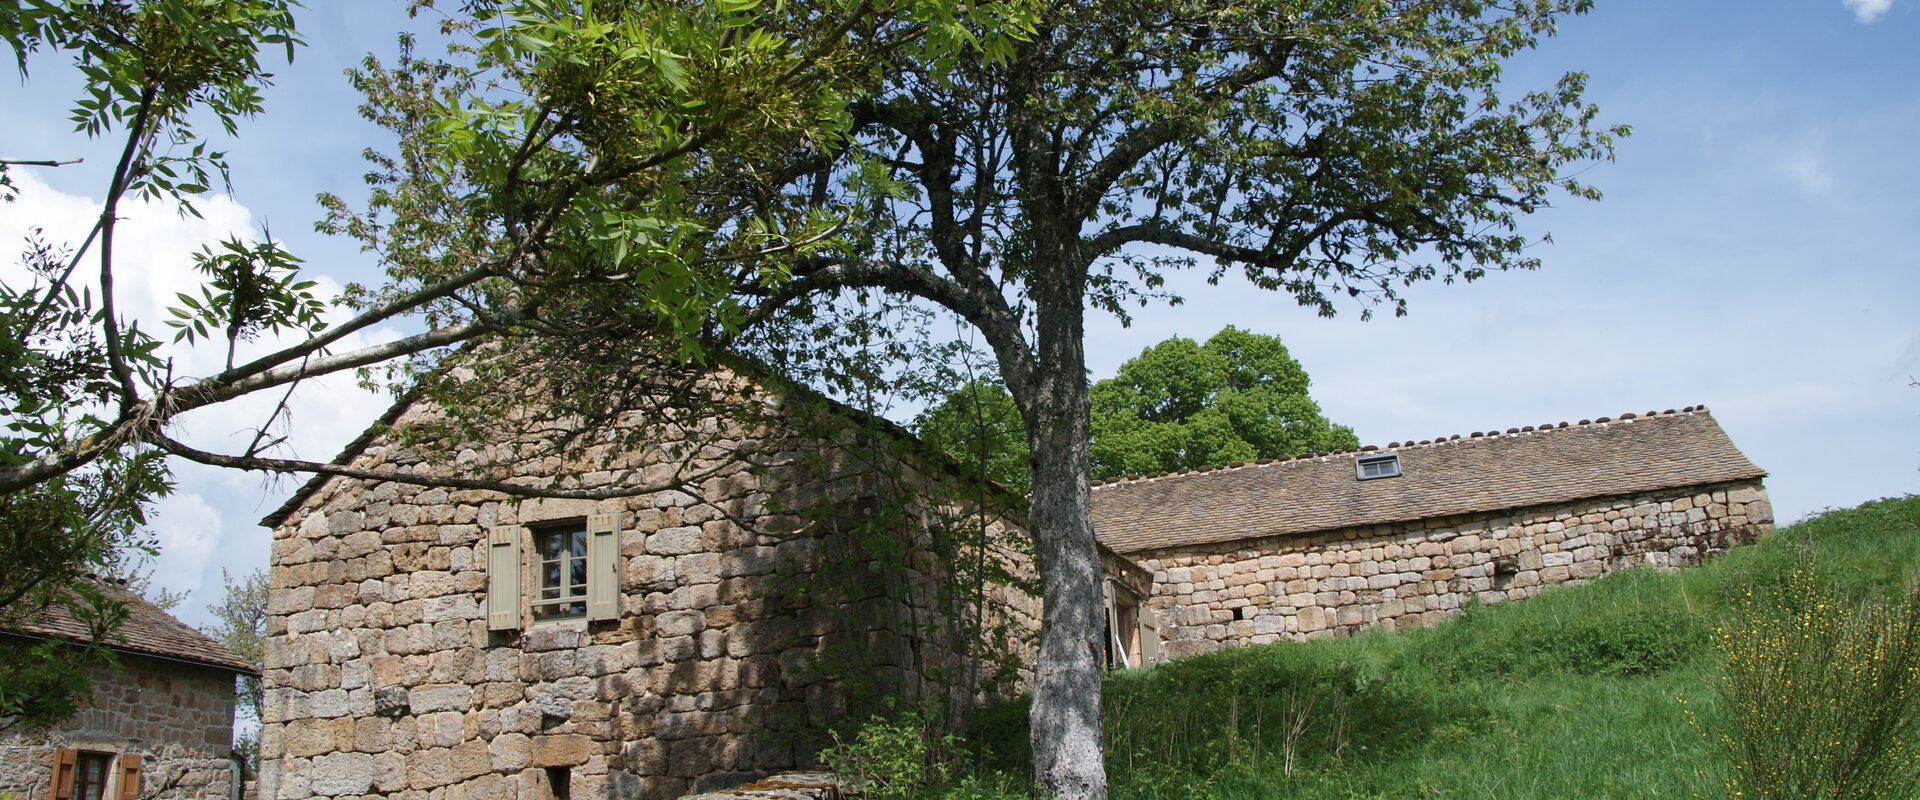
[490,516,620,630]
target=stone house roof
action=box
[1090,406,1766,555]
[5,580,257,673]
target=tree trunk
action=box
[1014,262,1108,800]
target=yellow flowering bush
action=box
[1713,552,1920,799]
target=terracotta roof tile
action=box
[1091,408,1766,555]
[7,581,256,673]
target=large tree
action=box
[1090,326,1357,479]
[744,2,1623,795]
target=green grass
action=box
[940,495,1920,799]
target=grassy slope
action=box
[950,495,1920,799]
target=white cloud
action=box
[145,492,224,605]
[1781,147,1834,193]
[1845,0,1894,22]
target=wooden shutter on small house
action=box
[585,512,619,622]
[1139,605,1161,665]
[51,748,77,800]
[114,754,141,800]
[486,525,524,631]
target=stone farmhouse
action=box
[255,362,1066,800]
[257,347,1769,800]
[1,581,254,800]
[1091,406,1772,658]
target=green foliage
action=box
[821,701,966,800]
[1089,327,1357,480]
[167,236,325,352]
[0,639,115,734]
[1707,548,1920,800]
[913,381,1029,491]
[0,0,309,738]
[0,579,127,735]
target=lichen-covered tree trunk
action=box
[1011,258,1107,800]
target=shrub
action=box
[819,701,962,800]
[1711,551,1920,800]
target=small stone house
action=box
[254,363,1068,800]
[1090,406,1771,657]
[1,582,254,800]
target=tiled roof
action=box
[6,580,257,673]
[1090,407,1766,555]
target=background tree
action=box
[1090,326,1357,479]
[204,568,267,767]
[914,380,1029,490]
[915,327,1354,488]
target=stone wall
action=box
[0,649,239,800]
[1133,480,1771,657]
[259,376,1038,800]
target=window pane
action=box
[74,753,113,800]
[531,523,590,620]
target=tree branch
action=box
[1088,213,1357,273]
[0,158,83,168]
[174,312,518,413]
[210,262,506,389]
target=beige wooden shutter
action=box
[487,525,524,631]
[1139,605,1160,665]
[115,754,141,800]
[51,748,77,800]
[586,512,619,622]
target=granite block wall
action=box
[1133,480,1772,656]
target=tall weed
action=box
[1711,550,1920,800]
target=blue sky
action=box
[3,1,1916,630]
